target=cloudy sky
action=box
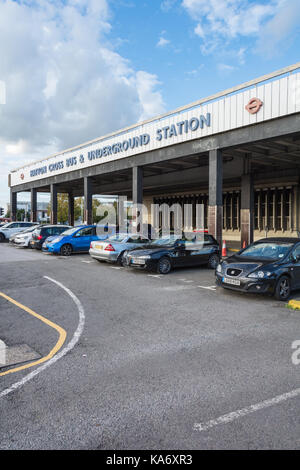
[0,0,300,208]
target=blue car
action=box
[43,225,114,256]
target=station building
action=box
[8,62,300,248]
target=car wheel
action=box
[157,256,172,274]
[274,275,291,301]
[60,244,73,256]
[0,233,5,242]
[120,251,130,267]
[208,253,220,269]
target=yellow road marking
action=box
[287,299,300,310]
[0,292,67,377]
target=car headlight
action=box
[138,255,151,259]
[216,263,222,273]
[248,270,272,279]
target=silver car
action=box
[9,225,43,247]
[89,233,150,265]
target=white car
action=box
[0,222,38,242]
[10,225,42,248]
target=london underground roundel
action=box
[245,98,263,114]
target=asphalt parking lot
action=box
[0,242,300,450]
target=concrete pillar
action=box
[30,188,37,223]
[240,174,254,248]
[68,193,74,227]
[84,176,93,225]
[208,149,223,247]
[132,166,143,233]
[10,190,17,221]
[132,166,143,205]
[50,184,58,225]
[117,196,127,233]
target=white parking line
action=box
[147,274,162,279]
[197,285,216,291]
[111,266,123,270]
[194,387,300,432]
[81,260,93,264]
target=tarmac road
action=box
[0,243,300,450]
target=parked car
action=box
[9,225,43,248]
[89,233,150,264]
[0,222,38,242]
[123,233,220,274]
[30,225,71,250]
[215,237,300,301]
[43,224,114,256]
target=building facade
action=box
[8,62,300,247]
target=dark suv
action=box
[30,225,71,250]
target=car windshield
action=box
[59,227,78,236]
[21,226,37,233]
[1,223,12,228]
[108,234,128,242]
[240,242,294,260]
[150,236,180,246]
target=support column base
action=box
[241,208,254,248]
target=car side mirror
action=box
[292,254,300,263]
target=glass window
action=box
[58,226,69,233]
[61,227,78,236]
[292,244,300,258]
[241,242,293,260]
[150,236,180,246]
[108,234,128,242]
[76,227,93,237]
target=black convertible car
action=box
[216,237,300,300]
[123,234,220,274]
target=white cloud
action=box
[217,63,236,73]
[157,32,171,47]
[161,0,178,12]
[256,0,300,56]
[157,37,171,47]
[0,0,165,207]
[182,0,280,52]
[136,71,165,121]
[194,22,205,39]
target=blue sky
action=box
[0,0,300,208]
[109,0,300,108]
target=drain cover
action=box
[0,343,41,369]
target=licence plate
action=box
[95,245,103,250]
[223,277,241,286]
[132,259,145,265]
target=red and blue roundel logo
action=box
[245,98,263,114]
